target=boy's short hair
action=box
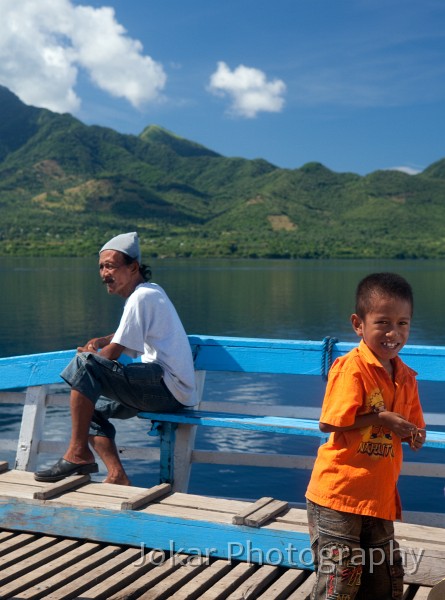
[355,272,414,318]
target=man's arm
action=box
[95,342,125,361]
[77,335,125,360]
[77,335,114,353]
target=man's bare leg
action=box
[63,390,96,464]
[89,435,131,485]
[61,389,130,485]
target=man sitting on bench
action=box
[35,232,197,485]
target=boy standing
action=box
[306,273,426,600]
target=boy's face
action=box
[351,293,412,369]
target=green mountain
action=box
[1,85,445,258]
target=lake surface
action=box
[0,257,444,513]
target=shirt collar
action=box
[357,339,416,380]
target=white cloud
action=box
[208,62,286,118]
[0,0,166,113]
[387,166,423,175]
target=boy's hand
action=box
[378,411,418,439]
[406,428,426,451]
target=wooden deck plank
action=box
[142,502,237,524]
[0,469,45,485]
[72,548,162,600]
[396,522,445,545]
[285,572,316,599]
[0,535,58,569]
[32,474,91,499]
[46,491,126,509]
[0,530,15,544]
[273,506,309,526]
[0,541,100,598]
[160,492,249,514]
[45,548,142,600]
[0,538,79,586]
[15,546,120,600]
[71,480,150,498]
[45,491,241,520]
[411,586,431,599]
[105,553,189,600]
[244,499,289,528]
[172,560,234,600]
[137,558,208,600]
[256,569,309,600]
[199,563,257,600]
[0,481,42,498]
[0,531,36,556]
[121,483,172,510]
[225,564,279,599]
[232,497,276,525]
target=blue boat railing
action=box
[0,336,444,526]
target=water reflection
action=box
[2,257,445,356]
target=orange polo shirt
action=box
[306,340,425,521]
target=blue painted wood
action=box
[421,430,445,449]
[0,497,313,570]
[189,336,445,381]
[139,410,445,450]
[2,336,445,391]
[141,410,326,438]
[0,350,76,390]
[159,422,177,484]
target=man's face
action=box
[99,249,135,297]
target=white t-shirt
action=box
[112,283,197,406]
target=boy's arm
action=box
[320,410,421,440]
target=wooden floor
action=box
[0,529,435,600]
[0,468,442,600]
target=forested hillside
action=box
[1,85,444,258]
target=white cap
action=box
[99,232,141,263]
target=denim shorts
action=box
[306,500,404,600]
[60,352,183,439]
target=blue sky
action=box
[1,0,444,175]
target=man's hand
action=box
[77,335,114,353]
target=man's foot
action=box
[103,473,131,486]
[34,458,98,482]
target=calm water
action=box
[0,257,444,513]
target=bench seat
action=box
[139,409,445,448]
[139,410,328,438]
[138,409,445,485]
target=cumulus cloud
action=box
[208,61,286,118]
[0,0,166,113]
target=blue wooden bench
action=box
[139,409,445,485]
[141,410,330,484]
[0,335,444,503]
[138,335,445,490]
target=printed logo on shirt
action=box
[357,388,394,459]
[366,387,385,413]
